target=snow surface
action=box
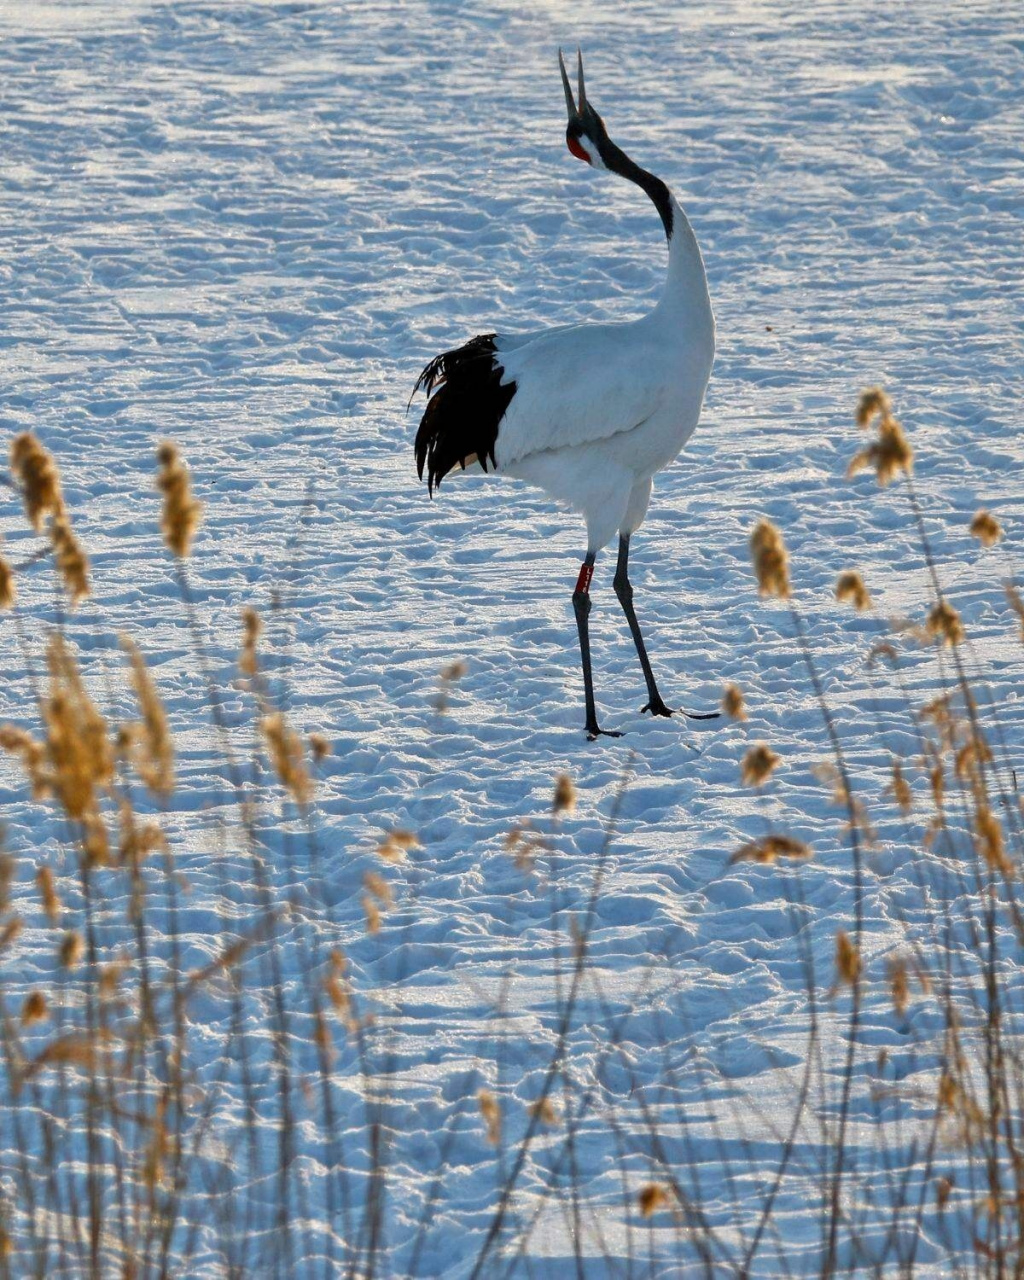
[1,0,1023,1274]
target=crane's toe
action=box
[640,697,675,718]
[642,699,722,722]
[586,725,625,741]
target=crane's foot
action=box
[641,698,720,722]
[585,723,624,741]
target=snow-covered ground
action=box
[1,0,1022,1274]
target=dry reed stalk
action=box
[0,557,14,610]
[376,829,418,864]
[156,443,202,558]
[20,993,47,1027]
[433,659,467,712]
[1006,585,1024,643]
[238,607,261,677]
[121,639,174,797]
[881,410,1024,1257]
[730,834,812,865]
[855,386,891,428]
[261,712,312,806]
[741,742,781,788]
[43,636,114,828]
[478,1090,501,1145]
[750,520,790,598]
[835,570,871,610]
[746,513,868,1278]
[721,683,747,720]
[0,727,50,801]
[886,760,913,815]
[835,930,861,987]
[887,956,910,1017]
[468,766,633,1280]
[553,773,577,815]
[36,867,60,923]
[847,392,913,487]
[969,511,1001,548]
[638,1183,669,1217]
[361,895,381,935]
[0,437,346,1276]
[4,386,1022,1276]
[49,514,89,605]
[927,600,965,648]
[529,1097,559,1126]
[9,433,64,531]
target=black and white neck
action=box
[571,129,674,242]
[560,50,711,323]
[583,130,711,326]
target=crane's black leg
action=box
[613,535,720,722]
[612,535,674,716]
[573,553,622,741]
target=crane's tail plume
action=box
[412,335,517,496]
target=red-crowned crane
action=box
[412,51,716,740]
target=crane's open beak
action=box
[560,48,605,166]
[559,47,587,121]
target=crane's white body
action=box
[492,195,714,551]
[412,54,718,736]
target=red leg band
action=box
[574,561,594,595]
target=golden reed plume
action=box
[721,683,747,720]
[741,742,781,788]
[750,520,790,599]
[10,433,64,531]
[156,442,202,557]
[835,570,871,611]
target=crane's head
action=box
[559,48,609,170]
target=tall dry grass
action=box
[0,393,1020,1276]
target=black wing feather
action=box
[412,334,517,496]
